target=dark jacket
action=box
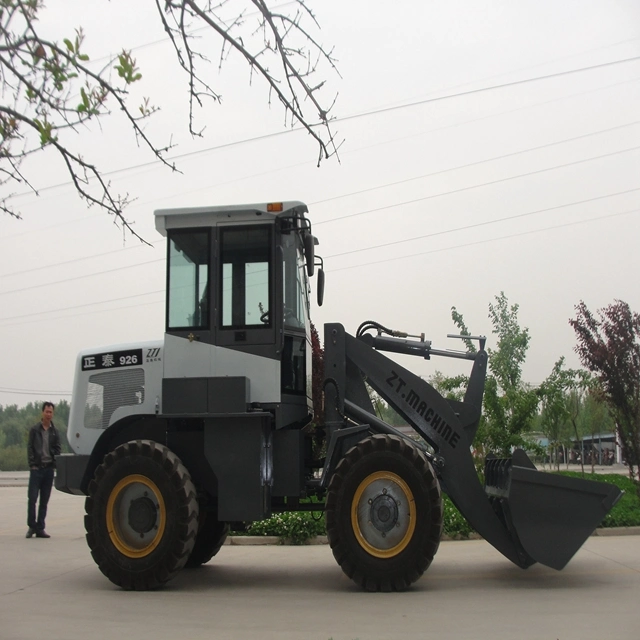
[27,422,61,469]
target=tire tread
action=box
[326,434,442,592]
[84,439,198,590]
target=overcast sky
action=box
[1,0,639,408]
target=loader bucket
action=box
[485,450,623,570]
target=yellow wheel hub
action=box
[351,471,416,558]
[106,474,166,558]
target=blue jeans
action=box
[27,466,54,531]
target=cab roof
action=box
[154,201,309,236]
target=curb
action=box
[226,527,640,545]
[225,535,329,546]
[590,525,640,537]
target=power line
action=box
[336,54,640,124]
[87,2,299,64]
[311,119,640,209]
[0,387,71,397]
[0,240,162,279]
[0,300,164,329]
[362,37,640,115]
[328,208,640,273]
[1,189,636,324]
[6,54,640,203]
[325,187,640,260]
[3,74,638,246]
[5,124,634,284]
[0,290,164,324]
[0,298,165,329]
[316,146,640,227]
[105,75,640,221]
[0,257,164,296]
[2,157,638,299]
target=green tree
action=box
[570,300,640,481]
[565,388,587,473]
[429,370,467,402]
[538,358,581,470]
[1,1,338,238]
[371,395,405,427]
[578,389,616,473]
[451,292,540,457]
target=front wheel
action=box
[84,440,199,590]
[185,512,229,568]
[326,434,442,592]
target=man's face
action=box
[42,406,54,424]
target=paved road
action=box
[2,486,639,640]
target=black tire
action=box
[84,440,199,590]
[326,434,442,592]
[185,512,229,568]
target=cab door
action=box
[215,223,279,358]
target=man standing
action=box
[26,402,61,539]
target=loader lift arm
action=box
[323,322,622,571]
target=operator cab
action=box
[154,202,323,429]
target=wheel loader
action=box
[55,201,622,591]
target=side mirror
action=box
[317,268,325,307]
[304,234,315,277]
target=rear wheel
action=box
[84,440,199,590]
[185,512,229,568]
[326,434,442,591]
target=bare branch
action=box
[161,0,340,165]
[1,0,340,236]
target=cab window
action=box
[167,230,210,329]
[282,234,308,330]
[220,227,271,328]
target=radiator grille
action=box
[85,368,145,429]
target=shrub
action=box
[230,472,638,545]
[442,494,474,538]
[557,471,640,528]
[245,511,326,544]
[235,495,476,543]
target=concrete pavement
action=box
[1,485,639,640]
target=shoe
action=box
[26,528,35,538]
[35,530,50,538]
